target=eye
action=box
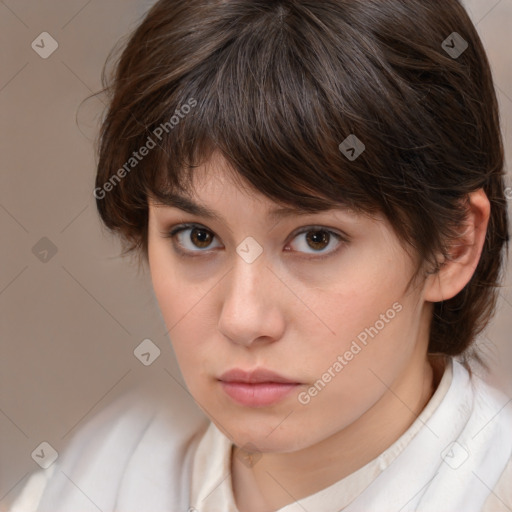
[165,223,222,256]
[163,223,347,259]
[286,226,345,258]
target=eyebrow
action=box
[152,192,344,224]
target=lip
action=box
[218,368,301,407]
[219,368,300,384]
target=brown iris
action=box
[305,230,330,251]
[189,227,213,248]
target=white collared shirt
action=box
[9,358,512,512]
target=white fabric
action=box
[190,356,456,511]
[9,358,512,512]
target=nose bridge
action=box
[218,246,282,345]
[228,247,268,306]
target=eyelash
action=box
[162,223,348,260]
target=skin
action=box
[147,151,490,512]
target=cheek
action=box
[149,241,206,325]
[148,243,208,369]
[307,260,410,359]
[292,307,416,436]
[299,274,418,400]
[308,303,408,380]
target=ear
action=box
[423,188,490,303]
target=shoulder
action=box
[411,359,512,511]
[464,360,512,434]
[9,388,155,511]
[450,358,511,420]
[10,383,208,512]
[463,361,512,511]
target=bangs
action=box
[96,0,473,273]
[136,2,388,217]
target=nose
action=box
[217,253,286,348]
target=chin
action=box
[216,416,312,454]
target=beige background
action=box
[1,0,511,509]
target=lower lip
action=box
[220,381,300,407]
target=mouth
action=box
[218,368,302,407]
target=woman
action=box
[11,0,512,510]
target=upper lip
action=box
[219,368,300,384]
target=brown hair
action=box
[94,0,509,359]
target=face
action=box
[147,152,432,453]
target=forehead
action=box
[149,151,366,222]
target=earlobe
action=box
[423,189,490,303]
